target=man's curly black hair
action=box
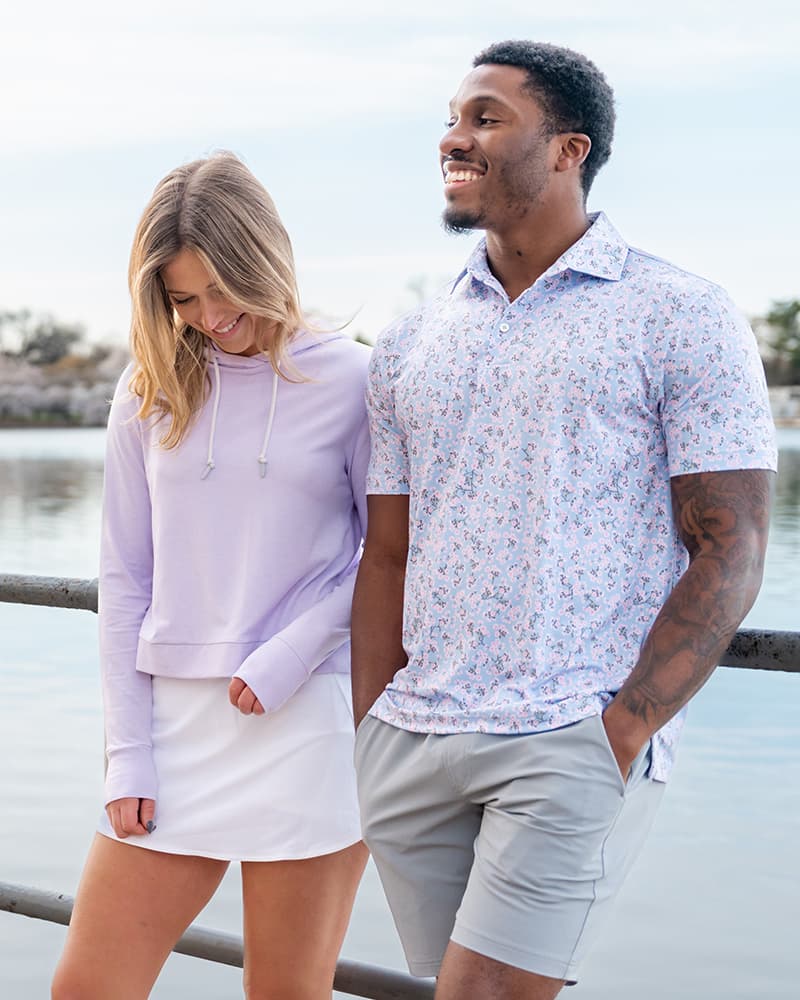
[473,40,615,198]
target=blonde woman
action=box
[52,152,370,999]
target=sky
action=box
[2,0,798,346]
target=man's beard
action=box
[441,204,483,235]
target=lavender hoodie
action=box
[99,332,370,805]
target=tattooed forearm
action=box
[614,469,774,733]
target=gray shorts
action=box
[354,713,664,983]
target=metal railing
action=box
[2,572,799,673]
[1,571,799,998]
[0,882,433,999]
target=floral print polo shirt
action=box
[365,212,777,780]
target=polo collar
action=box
[452,211,629,295]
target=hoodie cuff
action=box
[104,746,158,806]
[233,636,310,715]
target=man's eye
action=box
[444,119,456,129]
[478,117,497,126]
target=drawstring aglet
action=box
[201,460,215,480]
[258,457,268,478]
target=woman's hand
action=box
[228,677,265,716]
[106,797,156,838]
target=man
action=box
[352,40,776,999]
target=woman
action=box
[52,152,370,999]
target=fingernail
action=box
[146,821,156,833]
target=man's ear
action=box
[554,133,591,173]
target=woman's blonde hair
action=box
[128,151,305,447]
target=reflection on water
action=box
[743,429,800,631]
[1,459,103,520]
[0,471,103,578]
[0,427,798,1000]
[775,442,800,513]
[0,429,105,577]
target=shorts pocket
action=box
[353,712,377,764]
[355,712,374,737]
[591,713,627,793]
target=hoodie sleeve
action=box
[98,374,157,805]
[232,406,371,713]
[232,566,357,713]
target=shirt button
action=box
[499,322,510,333]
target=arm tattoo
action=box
[617,469,773,728]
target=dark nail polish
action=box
[146,820,155,833]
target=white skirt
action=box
[98,672,362,862]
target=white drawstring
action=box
[201,354,279,481]
[258,369,279,478]
[200,353,222,480]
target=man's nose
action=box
[439,119,474,158]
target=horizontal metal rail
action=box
[0,573,98,612]
[1,573,798,673]
[0,882,435,1000]
[718,628,800,672]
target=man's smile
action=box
[443,160,485,187]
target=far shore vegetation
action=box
[0,310,129,428]
[1,298,799,429]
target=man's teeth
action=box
[446,170,480,183]
[217,316,240,334]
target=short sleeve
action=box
[660,285,777,476]
[365,326,411,495]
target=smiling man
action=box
[351,41,777,999]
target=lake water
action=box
[1,427,798,999]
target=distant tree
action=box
[0,309,125,426]
[0,309,86,365]
[765,299,800,385]
[20,315,85,366]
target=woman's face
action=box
[161,248,261,357]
